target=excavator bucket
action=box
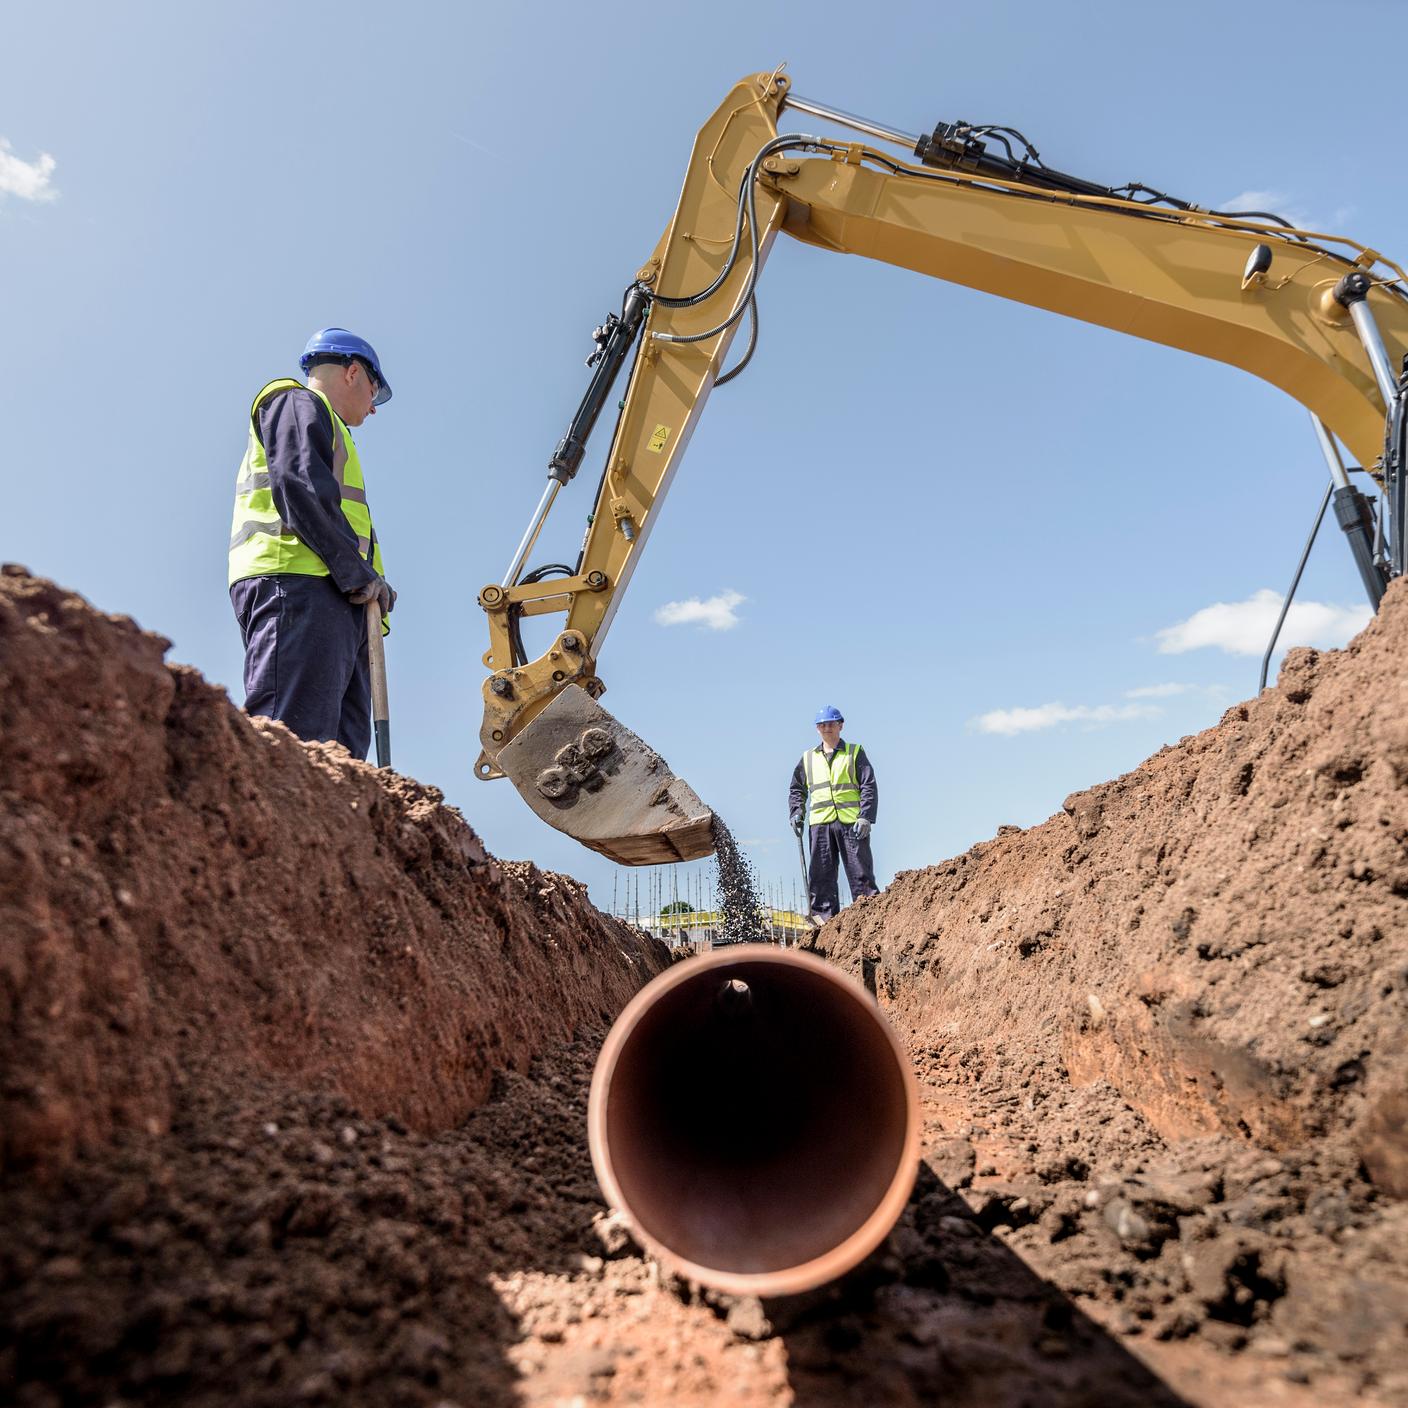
[496,684,715,865]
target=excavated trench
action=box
[2,564,1407,1407]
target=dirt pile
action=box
[5,564,1408,1407]
[0,566,665,1174]
[815,579,1408,1401]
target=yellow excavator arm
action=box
[477,70,1408,865]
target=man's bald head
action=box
[307,356,380,428]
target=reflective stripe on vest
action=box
[803,743,862,825]
[228,378,385,587]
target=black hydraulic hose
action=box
[856,144,1352,266]
[916,122,1304,233]
[715,295,758,387]
[649,136,840,313]
[914,125,1115,200]
[507,563,574,668]
[652,138,814,347]
[1115,183,1297,229]
[649,176,752,309]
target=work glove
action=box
[852,818,873,841]
[790,811,804,836]
[347,575,396,616]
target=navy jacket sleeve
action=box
[258,390,378,594]
[856,747,878,823]
[788,757,808,820]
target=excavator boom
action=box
[478,70,1408,865]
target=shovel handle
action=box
[796,825,818,930]
[366,602,391,767]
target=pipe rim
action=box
[588,943,920,1297]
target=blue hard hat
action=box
[814,705,844,724]
[300,328,393,407]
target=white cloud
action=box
[1155,589,1372,657]
[1124,682,1194,699]
[653,588,745,631]
[0,139,58,202]
[1221,188,1310,229]
[972,701,1160,737]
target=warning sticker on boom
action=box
[647,424,672,454]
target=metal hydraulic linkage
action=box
[1313,414,1385,609]
[1260,415,1385,691]
[1334,271,1404,581]
[780,92,920,149]
[1392,362,1408,579]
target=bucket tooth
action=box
[497,684,715,865]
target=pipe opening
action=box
[591,949,915,1291]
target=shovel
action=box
[795,821,819,941]
[366,602,391,768]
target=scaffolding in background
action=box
[611,907,812,950]
[608,863,811,948]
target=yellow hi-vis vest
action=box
[228,378,386,599]
[803,743,863,826]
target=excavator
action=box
[475,69,1408,866]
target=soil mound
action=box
[0,566,665,1174]
[5,564,1408,1407]
[816,578,1408,1401]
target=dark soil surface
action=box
[3,566,1407,1406]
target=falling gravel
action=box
[709,816,767,946]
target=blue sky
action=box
[5,0,1402,917]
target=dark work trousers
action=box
[230,574,370,759]
[807,820,878,920]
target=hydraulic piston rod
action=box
[501,479,561,588]
[1335,272,1408,577]
[1311,414,1385,608]
[781,93,920,150]
[1336,272,1401,412]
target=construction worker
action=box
[788,706,879,921]
[228,328,394,760]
